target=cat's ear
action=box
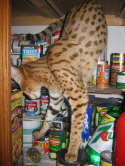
[11,66,21,85]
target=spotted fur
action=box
[11,0,107,162]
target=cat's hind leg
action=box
[64,82,88,162]
[33,91,65,139]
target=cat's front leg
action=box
[65,87,88,162]
[33,91,64,139]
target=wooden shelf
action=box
[12,83,123,94]
[88,86,123,94]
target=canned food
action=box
[51,30,61,43]
[57,148,88,166]
[49,130,66,160]
[116,72,125,90]
[96,65,110,87]
[110,53,125,85]
[100,150,113,166]
[23,164,38,166]
[33,133,49,155]
[25,99,40,115]
[40,88,49,115]
[27,146,44,163]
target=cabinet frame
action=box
[0,0,12,166]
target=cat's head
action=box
[11,66,41,99]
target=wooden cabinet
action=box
[0,0,12,166]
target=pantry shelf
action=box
[12,83,123,94]
[88,86,123,94]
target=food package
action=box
[11,91,23,166]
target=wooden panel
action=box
[12,0,41,17]
[0,0,12,166]
[11,15,125,26]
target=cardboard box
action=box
[11,91,23,166]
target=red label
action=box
[50,138,60,146]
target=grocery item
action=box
[27,146,44,163]
[116,72,125,89]
[49,130,66,160]
[114,112,125,165]
[57,148,88,166]
[11,91,23,166]
[110,53,125,86]
[25,98,40,115]
[96,64,110,87]
[33,134,49,155]
[23,120,40,147]
[100,150,113,166]
[85,112,120,166]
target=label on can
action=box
[51,30,61,43]
[33,135,49,155]
[117,72,125,89]
[25,99,40,115]
[110,53,125,85]
[49,130,66,160]
[40,95,49,114]
[96,65,110,87]
[100,150,113,166]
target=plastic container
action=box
[23,120,40,147]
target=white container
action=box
[23,120,40,147]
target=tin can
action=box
[33,134,49,155]
[49,130,66,160]
[25,99,40,115]
[116,72,125,90]
[27,146,44,163]
[57,148,88,166]
[40,89,49,115]
[51,30,61,43]
[110,53,125,85]
[11,34,19,41]
[100,150,113,166]
[96,65,110,87]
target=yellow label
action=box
[11,91,22,110]
[101,159,112,166]
[100,114,115,125]
[112,55,123,63]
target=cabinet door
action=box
[0,0,12,165]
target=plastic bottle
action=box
[114,93,125,165]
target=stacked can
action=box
[110,53,125,86]
[49,130,66,160]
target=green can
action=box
[117,72,125,90]
[49,130,66,160]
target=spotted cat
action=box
[26,17,64,41]
[11,0,107,162]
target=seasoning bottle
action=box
[114,92,125,165]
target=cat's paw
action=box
[65,152,77,163]
[33,131,43,139]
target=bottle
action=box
[85,104,121,166]
[114,92,125,165]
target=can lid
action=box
[57,148,88,165]
[27,148,42,163]
[23,164,38,166]
[49,129,66,136]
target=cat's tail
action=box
[26,17,64,41]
